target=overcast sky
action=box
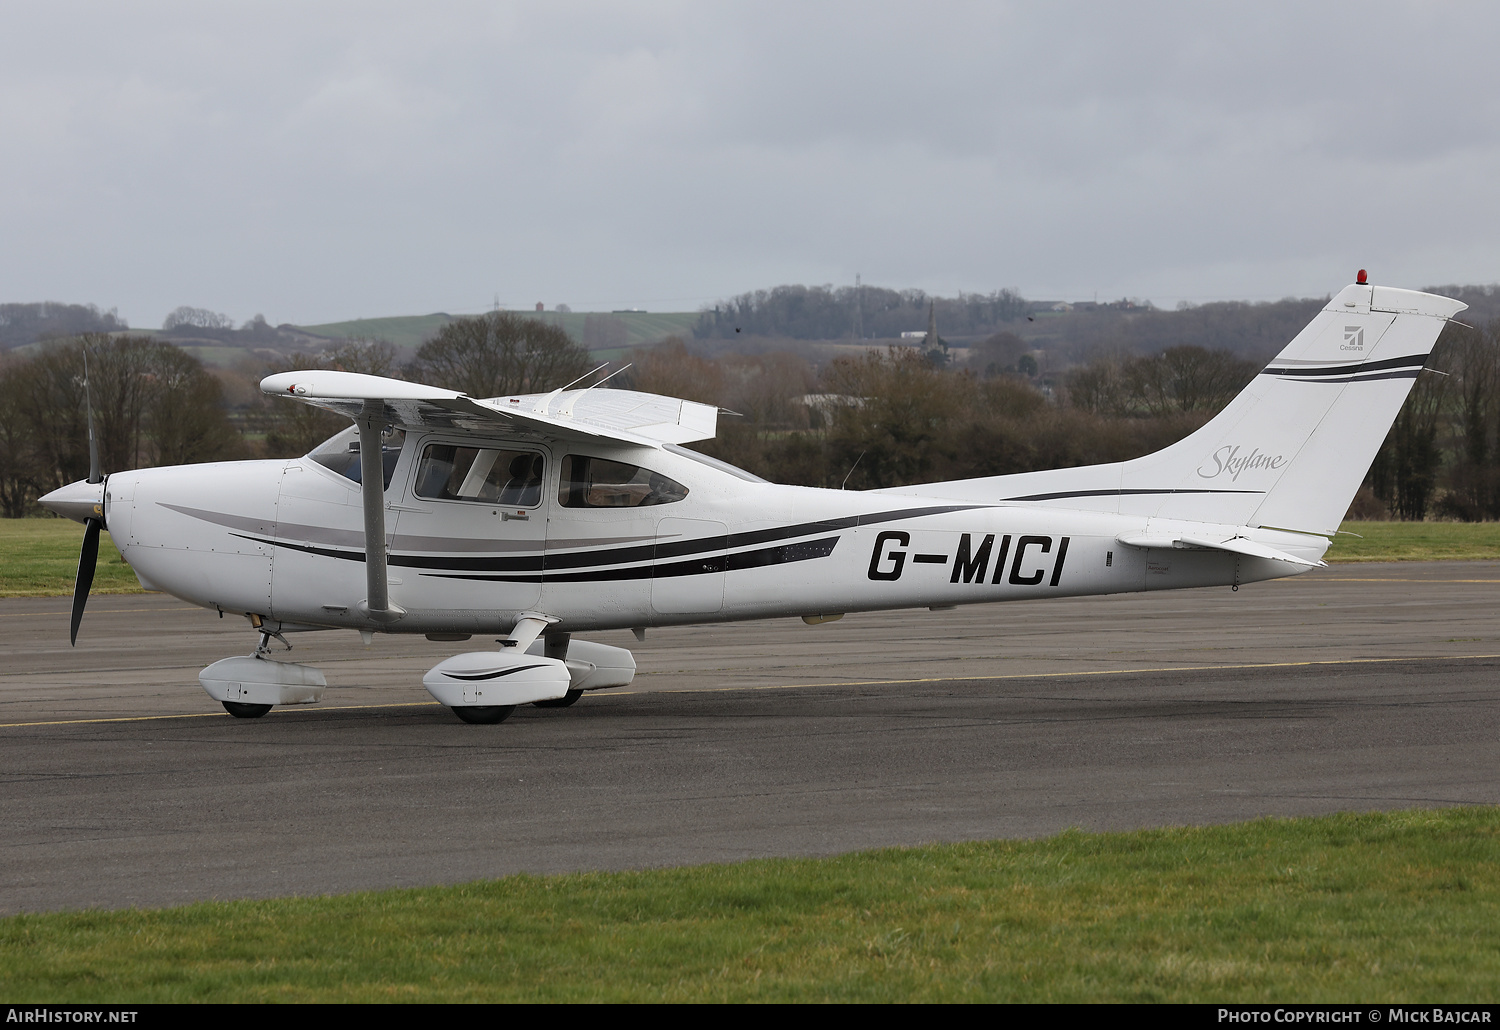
[3,1,1499,327]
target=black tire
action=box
[451,705,517,724]
[222,701,273,719]
[533,689,583,709]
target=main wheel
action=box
[222,701,273,719]
[533,689,583,709]
[451,705,517,724]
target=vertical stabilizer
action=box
[882,280,1465,535]
[1124,283,1463,533]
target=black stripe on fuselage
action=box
[544,503,978,570]
[423,536,842,584]
[999,487,1264,502]
[230,503,975,577]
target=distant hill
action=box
[295,310,699,357]
[0,302,128,350]
[294,313,458,351]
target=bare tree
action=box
[162,306,234,331]
[627,338,725,406]
[0,356,40,516]
[1371,369,1447,520]
[324,336,401,378]
[409,312,590,398]
[1437,320,1500,519]
[14,335,241,491]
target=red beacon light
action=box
[1356,269,1368,285]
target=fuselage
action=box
[100,425,1324,637]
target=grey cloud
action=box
[1,1,1498,323]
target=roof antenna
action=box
[840,450,866,490]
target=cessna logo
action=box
[1342,325,1365,351]
[1197,444,1287,482]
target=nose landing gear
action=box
[199,619,328,719]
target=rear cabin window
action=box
[415,445,545,506]
[558,455,688,508]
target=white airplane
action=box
[40,275,1464,724]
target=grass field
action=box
[1323,521,1500,562]
[2,518,1498,598]
[0,520,140,596]
[1,808,1495,1002]
[295,313,459,351]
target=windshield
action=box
[308,425,407,489]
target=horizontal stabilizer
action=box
[1115,532,1325,567]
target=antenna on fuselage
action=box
[840,450,866,490]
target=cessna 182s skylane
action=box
[39,275,1466,724]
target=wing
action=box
[260,370,718,447]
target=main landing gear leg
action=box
[533,632,583,708]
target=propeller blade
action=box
[70,517,100,646]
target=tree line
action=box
[0,303,128,349]
[3,309,1497,524]
[695,284,1030,341]
[0,314,593,515]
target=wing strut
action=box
[357,400,405,624]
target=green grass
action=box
[0,519,142,596]
[1327,521,1500,562]
[296,313,459,351]
[1,808,1496,1002]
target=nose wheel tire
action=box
[222,701,273,719]
[533,689,583,709]
[451,705,517,724]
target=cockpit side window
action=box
[308,425,407,490]
[558,455,688,508]
[415,444,545,506]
